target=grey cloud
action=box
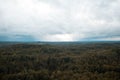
[0,0,120,41]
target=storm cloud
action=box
[0,0,120,41]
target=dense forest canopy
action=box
[0,42,120,80]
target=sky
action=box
[0,0,120,42]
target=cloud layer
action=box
[0,0,120,41]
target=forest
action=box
[0,42,120,80]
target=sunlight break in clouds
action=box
[42,34,75,42]
[0,0,120,41]
[41,33,85,41]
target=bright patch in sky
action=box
[0,0,120,41]
[42,34,75,41]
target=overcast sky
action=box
[0,0,120,41]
